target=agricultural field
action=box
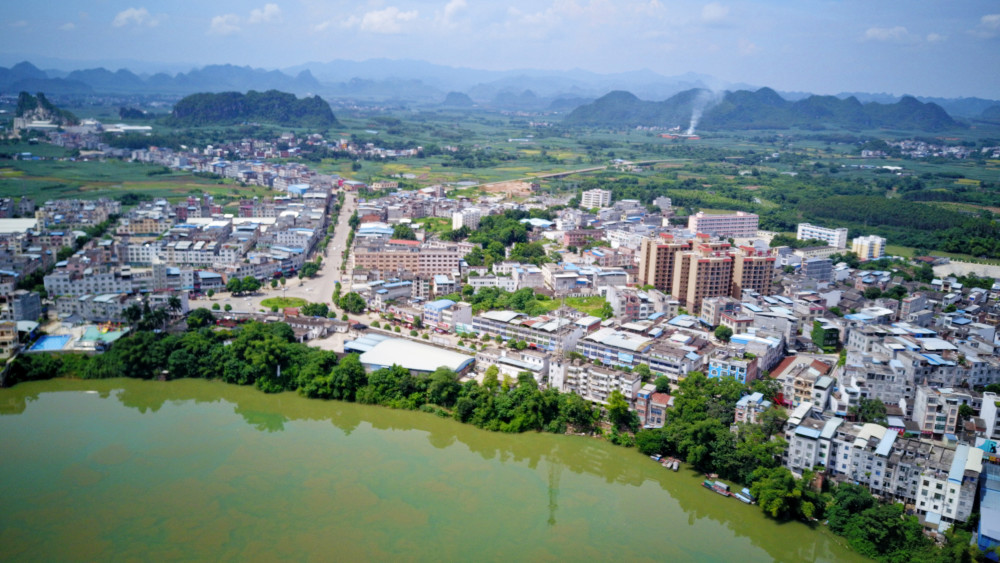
[0,159,273,205]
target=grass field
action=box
[0,160,273,204]
[260,297,308,309]
[535,296,608,317]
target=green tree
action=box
[339,292,366,314]
[863,286,883,300]
[224,304,232,312]
[607,389,637,431]
[241,276,261,293]
[207,289,215,300]
[226,277,243,294]
[714,325,733,343]
[186,308,215,330]
[850,397,888,425]
[392,224,417,240]
[654,376,671,394]
[634,363,652,382]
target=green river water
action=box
[0,378,866,562]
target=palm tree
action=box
[167,295,182,317]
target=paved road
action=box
[189,192,357,313]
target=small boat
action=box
[734,493,753,504]
[706,473,719,480]
[650,454,663,462]
[702,479,714,490]
[672,459,679,471]
[741,488,755,502]
[711,480,730,497]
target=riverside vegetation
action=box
[4,315,983,562]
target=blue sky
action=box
[2,1,999,98]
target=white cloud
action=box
[701,3,729,22]
[864,26,908,41]
[9,20,27,28]
[210,14,241,35]
[925,32,945,43]
[345,7,419,34]
[249,4,282,24]
[59,22,76,31]
[439,0,467,27]
[971,14,1000,38]
[112,7,160,28]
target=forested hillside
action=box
[168,90,339,128]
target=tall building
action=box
[638,237,775,312]
[852,235,886,261]
[796,223,848,249]
[731,246,775,299]
[687,211,759,238]
[638,235,690,290]
[452,208,481,230]
[581,188,611,209]
[674,242,733,312]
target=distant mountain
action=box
[441,92,474,107]
[168,90,339,128]
[979,105,1000,123]
[0,61,322,97]
[564,87,962,131]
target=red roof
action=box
[387,239,420,246]
[650,393,672,406]
[769,356,798,378]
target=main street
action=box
[188,191,357,314]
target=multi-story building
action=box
[549,359,642,405]
[852,235,886,261]
[784,413,843,476]
[915,444,982,528]
[638,235,690,290]
[801,258,833,282]
[734,392,773,425]
[796,223,848,249]
[687,211,759,238]
[673,242,733,312]
[634,384,671,428]
[0,320,18,360]
[472,311,583,353]
[912,386,978,437]
[351,240,465,278]
[707,347,760,384]
[452,208,481,230]
[982,392,1000,440]
[731,246,775,299]
[581,189,611,209]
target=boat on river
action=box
[703,479,730,496]
[734,492,753,504]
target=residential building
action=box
[549,359,642,405]
[707,347,760,384]
[734,392,773,425]
[637,235,690,290]
[687,211,759,238]
[796,223,849,249]
[852,235,887,261]
[581,189,611,209]
[472,311,583,353]
[0,320,18,360]
[912,386,977,437]
[915,444,983,528]
[452,208,481,230]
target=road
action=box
[189,191,357,314]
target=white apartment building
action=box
[796,223,848,249]
[687,211,759,238]
[852,235,886,261]
[549,359,642,405]
[581,189,612,209]
[452,208,481,230]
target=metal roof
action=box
[359,338,474,373]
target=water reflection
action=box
[0,378,861,562]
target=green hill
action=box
[15,91,77,125]
[564,87,962,131]
[168,90,339,128]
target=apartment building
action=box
[472,311,583,352]
[452,208,481,230]
[549,359,642,405]
[687,211,759,238]
[352,240,464,278]
[581,188,611,209]
[734,391,773,425]
[852,235,887,261]
[911,386,978,437]
[796,223,848,249]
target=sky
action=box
[2,0,999,98]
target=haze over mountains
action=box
[1,58,998,126]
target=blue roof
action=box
[425,299,455,311]
[875,432,897,457]
[433,275,451,284]
[795,426,822,439]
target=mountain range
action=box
[564,88,964,131]
[1,59,997,126]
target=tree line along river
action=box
[0,378,866,561]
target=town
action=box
[2,116,1000,558]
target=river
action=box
[0,379,865,561]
